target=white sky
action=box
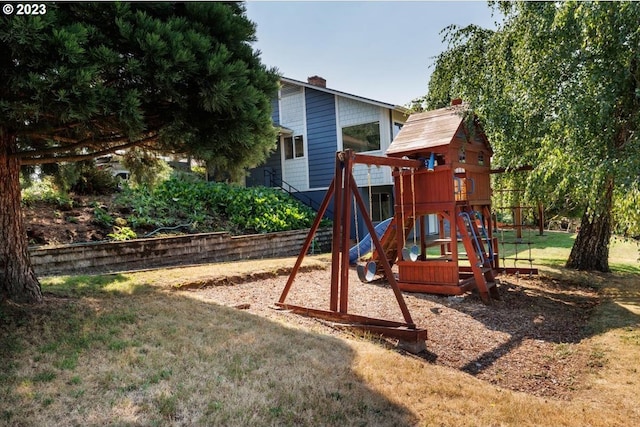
[245,1,501,106]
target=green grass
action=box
[43,274,150,297]
[424,229,639,273]
[496,229,576,268]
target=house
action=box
[246,76,409,232]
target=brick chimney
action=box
[307,75,326,88]
[451,98,463,106]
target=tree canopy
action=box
[0,2,280,302]
[1,2,279,171]
[420,1,640,271]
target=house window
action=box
[478,151,485,166]
[284,135,304,159]
[371,192,392,222]
[342,121,380,153]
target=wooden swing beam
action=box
[277,150,427,353]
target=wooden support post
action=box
[339,152,353,314]
[420,214,426,261]
[438,214,447,256]
[514,206,523,240]
[330,153,343,312]
[538,202,544,236]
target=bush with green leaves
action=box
[93,206,114,228]
[114,178,325,234]
[21,176,73,209]
[108,226,137,241]
[122,149,173,189]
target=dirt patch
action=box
[176,265,327,290]
[190,266,599,400]
[23,195,114,246]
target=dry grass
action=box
[1,253,639,426]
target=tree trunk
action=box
[0,128,42,303]
[565,177,613,272]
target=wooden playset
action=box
[277,101,523,351]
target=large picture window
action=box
[284,135,304,159]
[342,121,380,153]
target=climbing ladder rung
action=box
[500,241,534,245]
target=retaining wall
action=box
[29,228,333,276]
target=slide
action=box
[349,217,393,264]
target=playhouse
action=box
[370,101,500,303]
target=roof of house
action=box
[281,76,410,114]
[386,104,489,156]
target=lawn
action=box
[1,235,639,426]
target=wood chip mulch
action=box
[191,264,600,400]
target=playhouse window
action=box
[342,121,380,153]
[284,135,304,159]
[478,151,485,165]
[458,147,466,163]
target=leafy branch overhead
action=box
[1,2,280,172]
[420,1,640,271]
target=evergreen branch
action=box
[23,132,133,152]
[18,135,158,165]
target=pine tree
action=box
[0,2,279,302]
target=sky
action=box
[245,1,502,106]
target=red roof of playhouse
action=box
[386,103,492,157]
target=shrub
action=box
[93,206,114,227]
[113,178,323,235]
[108,226,137,241]
[71,166,119,195]
[21,176,73,209]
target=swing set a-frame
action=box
[276,149,428,353]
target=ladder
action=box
[456,204,500,303]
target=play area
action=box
[277,103,542,352]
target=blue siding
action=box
[305,88,337,189]
[247,98,282,187]
[271,97,280,125]
[247,143,282,188]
